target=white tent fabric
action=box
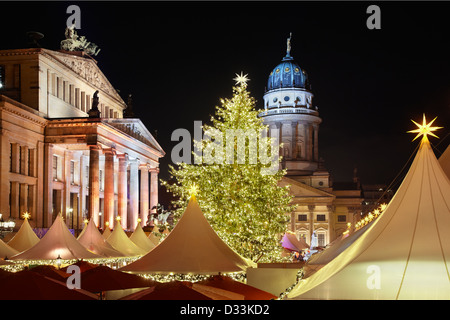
[148,232,160,246]
[303,224,370,278]
[439,143,450,179]
[0,239,19,259]
[281,232,309,252]
[288,136,450,300]
[102,227,112,239]
[130,223,156,252]
[121,196,256,274]
[77,218,124,258]
[11,214,101,261]
[106,221,147,257]
[7,218,40,252]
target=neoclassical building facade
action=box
[0,47,164,234]
[260,37,363,247]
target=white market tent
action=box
[102,226,112,239]
[148,232,160,246]
[0,239,19,259]
[288,131,450,300]
[77,218,124,258]
[130,223,156,253]
[303,223,370,278]
[7,218,40,252]
[281,232,309,252]
[106,220,147,257]
[121,196,256,274]
[11,214,101,261]
[439,143,450,179]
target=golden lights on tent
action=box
[408,114,442,141]
[354,203,387,230]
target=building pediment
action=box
[43,49,125,105]
[280,176,335,200]
[102,118,165,156]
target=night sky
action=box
[2,1,450,187]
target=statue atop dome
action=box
[286,32,292,57]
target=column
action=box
[291,122,297,159]
[306,125,313,161]
[19,183,28,217]
[80,155,87,222]
[308,205,315,245]
[129,158,139,231]
[27,184,36,221]
[149,168,159,221]
[88,145,101,226]
[313,124,319,161]
[10,181,20,219]
[117,154,128,229]
[139,164,149,227]
[11,143,20,173]
[43,143,54,227]
[0,134,11,220]
[63,151,71,226]
[20,146,28,175]
[103,149,115,229]
[36,141,44,227]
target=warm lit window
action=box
[316,214,326,221]
[70,161,75,184]
[338,215,346,222]
[318,234,325,247]
[52,155,58,180]
[298,214,308,221]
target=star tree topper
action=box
[407,114,442,141]
[233,72,250,86]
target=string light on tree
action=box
[162,74,295,263]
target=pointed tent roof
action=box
[11,215,101,261]
[77,218,124,258]
[121,196,256,274]
[102,226,112,239]
[7,218,40,252]
[281,232,309,252]
[148,231,160,246]
[302,223,371,278]
[288,134,450,300]
[438,143,450,179]
[106,220,147,257]
[130,223,156,252]
[0,239,19,259]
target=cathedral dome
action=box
[266,55,310,91]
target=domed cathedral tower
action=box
[259,35,362,248]
[260,34,328,186]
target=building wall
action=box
[0,49,164,234]
[0,96,46,228]
[0,49,126,119]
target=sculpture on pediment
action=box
[60,25,101,56]
[88,90,101,118]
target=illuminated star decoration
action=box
[22,212,30,220]
[407,114,442,141]
[189,183,199,198]
[233,72,250,86]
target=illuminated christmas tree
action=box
[162,73,295,262]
